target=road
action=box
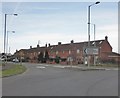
[2,63,118,96]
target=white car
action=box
[13,58,19,63]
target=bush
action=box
[55,56,60,64]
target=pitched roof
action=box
[48,39,104,51]
[15,39,105,53]
[107,52,120,57]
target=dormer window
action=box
[51,47,53,49]
[99,41,102,44]
[92,42,95,45]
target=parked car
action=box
[12,58,19,63]
[0,58,5,61]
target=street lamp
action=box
[87,1,100,67]
[6,31,15,54]
[90,23,96,46]
[3,14,18,64]
[90,23,96,65]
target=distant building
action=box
[14,36,120,65]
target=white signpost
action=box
[83,47,99,55]
[83,47,99,66]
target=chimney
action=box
[16,49,18,52]
[48,43,50,47]
[45,43,47,47]
[58,42,61,45]
[105,36,108,41]
[71,40,74,43]
[30,46,32,49]
[37,44,39,48]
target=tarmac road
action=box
[2,63,118,96]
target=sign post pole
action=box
[83,47,98,66]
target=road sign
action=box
[83,47,99,55]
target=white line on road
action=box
[53,66,65,68]
[36,66,46,69]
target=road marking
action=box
[44,65,49,66]
[36,66,45,69]
[105,68,118,71]
[53,66,65,68]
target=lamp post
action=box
[87,1,100,67]
[3,14,18,64]
[90,23,96,46]
[90,23,96,65]
[6,31,15,55]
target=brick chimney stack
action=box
[105,36,108,41]
[45,43,47,47]
[30,46,32,49]
[37,44,39,48]
[71,40,74,43]
[58,42,61,45]
[48,43,50,47]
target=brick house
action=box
[14,36,120,65]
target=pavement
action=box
[37,63,118,71]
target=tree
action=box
[38,50,49,63]
[55,56,60,64]
[45,50,49,62]
[38,52,43,63]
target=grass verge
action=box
[92,63,119,68]
[0,64,27,78]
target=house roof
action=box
[48,39,104,51]
[102,52,120,58]
[15,38,107,54]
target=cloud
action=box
[2,0,120,2]
[1,2,118,54]
[98,24,118,33]
[9,31,88,52]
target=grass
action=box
[91,63,119,68]
[0,61,2,66]
[0,64,27,78]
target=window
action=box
[34,52,36,56]
[43,51,45,57]
[56,51,58,55]
[99,41,102,44]
[92,42,95,45]
[77,49,80,54]
[51,47,53,49]
[63,51,64,54]
[69,50,71,54]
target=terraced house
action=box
[14,36,120,65]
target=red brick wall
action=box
[100,40,112,53]
[99,40,112,59]
[98,40,114,63]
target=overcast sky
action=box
[0,0,119,54]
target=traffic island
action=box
[64,66,106,71]
[0,63,27,78]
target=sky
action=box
[0,0,119,54]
